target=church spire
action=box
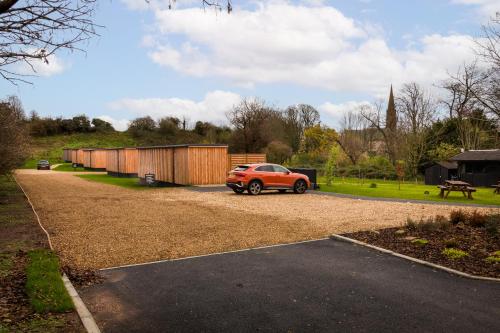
[386,85,396,131]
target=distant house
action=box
[450,149,500,187]
[424,161,458,185]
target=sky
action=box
[1,0,499,131]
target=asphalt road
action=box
[80,239,500,333]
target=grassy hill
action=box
[23,132,139,168]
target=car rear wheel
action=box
[247,180,262,195]
[233,188,245,194]
[293,179,307,194]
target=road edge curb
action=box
[330,234,500,283]
[13,173,101,333]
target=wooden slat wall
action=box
[77,149,85,165]
[106,149,119,172]
[174,147,189,185]
[138,148,174,182]
[71,149,77,163]
[227,154,267,171]
[188,146,228,185]
[83,150,92,168]
[62,149,71,161]
[119,148,138,174]
[90,149,107,169]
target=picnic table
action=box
[437,180,476,200]
[492,181,500,194]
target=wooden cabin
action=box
[82,148,107,170]
[106,148,138,177]
[62,149,72,162]
[424,161,458,185]
[138,144,228,185]
[450,149,500,187]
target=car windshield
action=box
[39,160,48,163]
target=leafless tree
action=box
[0,95,29,174]
[440,62,492,149]
[283,104,320,152]
[360,100,399,165]
[0,0,99,83]
[336,110,368,165]
[396,83,436,177]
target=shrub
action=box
[467,210,487,227]
[405,216,450,232]
[369,183,377,188]
[485,214,500,237]
[442,248,468,259]
[449,210,467,225]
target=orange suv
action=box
[226,163,310,195]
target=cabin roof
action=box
[450,149,500,162]
[436,161,458,169]
[137,144,228,150]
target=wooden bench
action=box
[437,184,476,199]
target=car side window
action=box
[273,165,289,173]
[255,165,273,172]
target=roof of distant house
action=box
[436,161,458,169]
[450,149,500,161]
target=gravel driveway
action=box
[15,170,497,269]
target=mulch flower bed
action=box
[344,216,500,278]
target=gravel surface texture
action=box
[15,170,498,269]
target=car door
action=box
[254,165,278,187]
[272,165,292,187]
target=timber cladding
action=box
[106,148,138,176]
[82,149,107,169]
[76,149,85,166]
[62,149,72,162]
[137,144,229,185]
[227,154,267,171]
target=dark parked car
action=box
[37,160,50,170]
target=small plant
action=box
[443,239,458,248]
[405,217,417,230]
[467,210,487,227]
[449,210,467,225]
[369,183,377,188]
[442,248,468,259]
[485,251,500,263]
[412,238,429,246]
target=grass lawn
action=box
[77,174,148,190]
[25,249,74,313]
[318,177,500,206]
[53,163,102,172]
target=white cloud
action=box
[16,53,67,77]
[107,90,242,125]
[142,2,481,97]
[97,115,130,131]
[452,0,500,18]
[319,101,373,128]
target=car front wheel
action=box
[293,180,307,194]
[247,180,262,195]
